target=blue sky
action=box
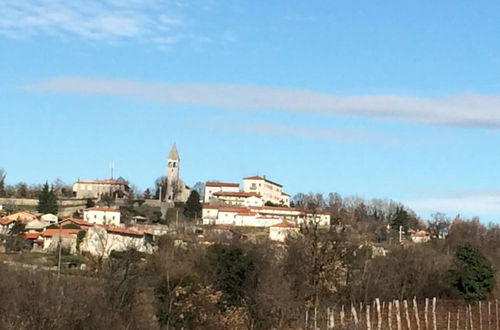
[2,0,500,221]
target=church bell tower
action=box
[165,143,180,201]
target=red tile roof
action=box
[25,232,41,239]
[101,225,143,237]
[205,181,239,187]
[271,221,298,228]
[213,191,261,198]
[41,228,81,237]
[59,218,94,227]
[0,218,15,225]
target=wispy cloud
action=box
[24,76,500,129]
[404,189,500,219]
[194,120,401,145]
[0,0,188,49]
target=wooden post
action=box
[367,305,372,330]
[305,309,309,330]
[496,300,499,330]
[331,307,335,329]
[352,304,359,325]
[340,305,345,327]
[404,300,412,330]
[465,304,469,329]
[388,302,393,330]
[425,298,429,330]
[376,298,382,330]
[432,298,437,330]
[327,307,331,330]
[470,304,475,330]
[447,312,451,330]
[396,300,402,330]
[314,306,318,330]
[480,301,483,330]
[457,308,460,330]
[489,301,492,330]
[414,297,421,330]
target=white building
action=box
[202,205,330,227]
[211,191,264,207]
[41,213,58,224]
[204,181,240,203]
[269,221,299,242]
[80,225,154,257]
[242,176,290,206]
[73,178,130,199]
[83,207,121,226]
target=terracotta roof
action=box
[271,221,298,228]
[250,206,301,212]
[102,225,143,237]
[237,212,257,216]
[41,228,81,237]
[203,205,251,213]
[281,192,291,197]
[218,206,251,213]
[5,212,38,222]
[59,218,94,227]
[203,204,220,209]
[243,175,283,187]
[205,181,239,187]
[0,218,15,225]
[25,232,41,239]
[84,207,120,212]
[213,191,261,198]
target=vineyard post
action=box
[367,305,372,330]
[413,297,421,330]
[425,298,429,330]
[396,300,402,330]
[376,298,382,330]
[388,301,393,330]
[432,297,437,330]
[404,300,412,329]
[352,304,359,325]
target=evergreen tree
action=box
[86,198,95,208]
[390,206,410,233]
[183,190,201,220]
[449,243,495,300]
[37,182,58,214]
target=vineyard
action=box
[303,298,500,330]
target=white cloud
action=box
[198,121,401,145]
[0,0,186,47]
[404,190,500,218]
[25,76,500,129]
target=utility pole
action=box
[57,227,62,278]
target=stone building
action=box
[72,178,129,199]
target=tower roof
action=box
[168,143,179,160]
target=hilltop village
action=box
[0,143,437,261]
[1,143,499,329]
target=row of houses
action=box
[0,210,165,257]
